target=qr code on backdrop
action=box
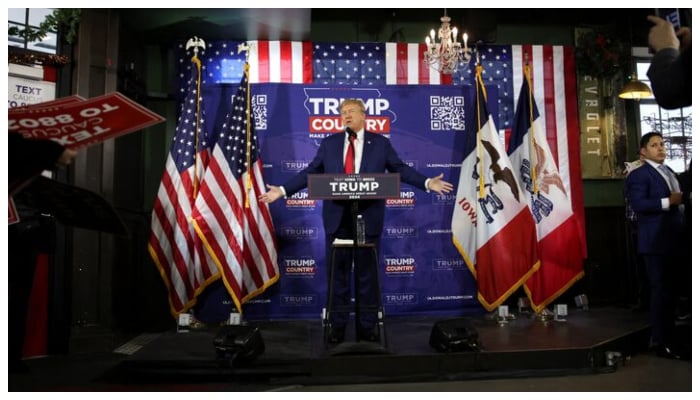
[429,96,465,131]
[253,94,268,130]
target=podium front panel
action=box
[307,173,400,200]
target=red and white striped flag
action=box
[191,63,279,312]
[149,57,220,317]
[508,54,586,312]
[248,40,313,84]
[451,66,540,312]
[385,42,452,85]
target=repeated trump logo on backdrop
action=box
[229,83,487,319]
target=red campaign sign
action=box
[10,95,86,112]
[9,197,20,225]
[8,92,165,149]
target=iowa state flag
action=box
[452,66,540,312]
[508,65,586,312]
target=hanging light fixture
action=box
[618,73,653,101]
[424,9,471,74]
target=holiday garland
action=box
[9,52,69,67]
[8,9,80,67]
[575,30,627,79]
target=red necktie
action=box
[344,135,355,174]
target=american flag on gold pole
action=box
[149,52,219,317]
[191,62,279,312]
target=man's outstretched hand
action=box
[259,184,284,203]
[428,173,454,195]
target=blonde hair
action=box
[340,98,365,114]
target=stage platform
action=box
[102,306,654,386]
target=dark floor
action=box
[6,306,692,392]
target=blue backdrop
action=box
[192,83,500,322]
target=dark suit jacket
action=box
[283,131,428,236]
[9,132,65,195]
[624,162,684,255]
[647,46,692,109]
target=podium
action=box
[307,173,400,350]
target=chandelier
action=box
[424,9,471,74]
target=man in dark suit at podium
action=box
[259,98,453,343]
[624,131,685,359]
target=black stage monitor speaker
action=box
[429,318,483,353]
[213,325,265,365]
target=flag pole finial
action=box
[238,42,252,62]
[186,36,206,57]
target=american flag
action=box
[149,57,220,317]
[173,41,574,135]
[191,63,279,312]
[248,40,313,84]
[175,40,313,98]
[453,45,515,134]
[175,41,449,89]
[313,42,449,85]
[174,40,249,103]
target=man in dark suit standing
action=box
[259,98,453,343]
[624,131,685,359]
